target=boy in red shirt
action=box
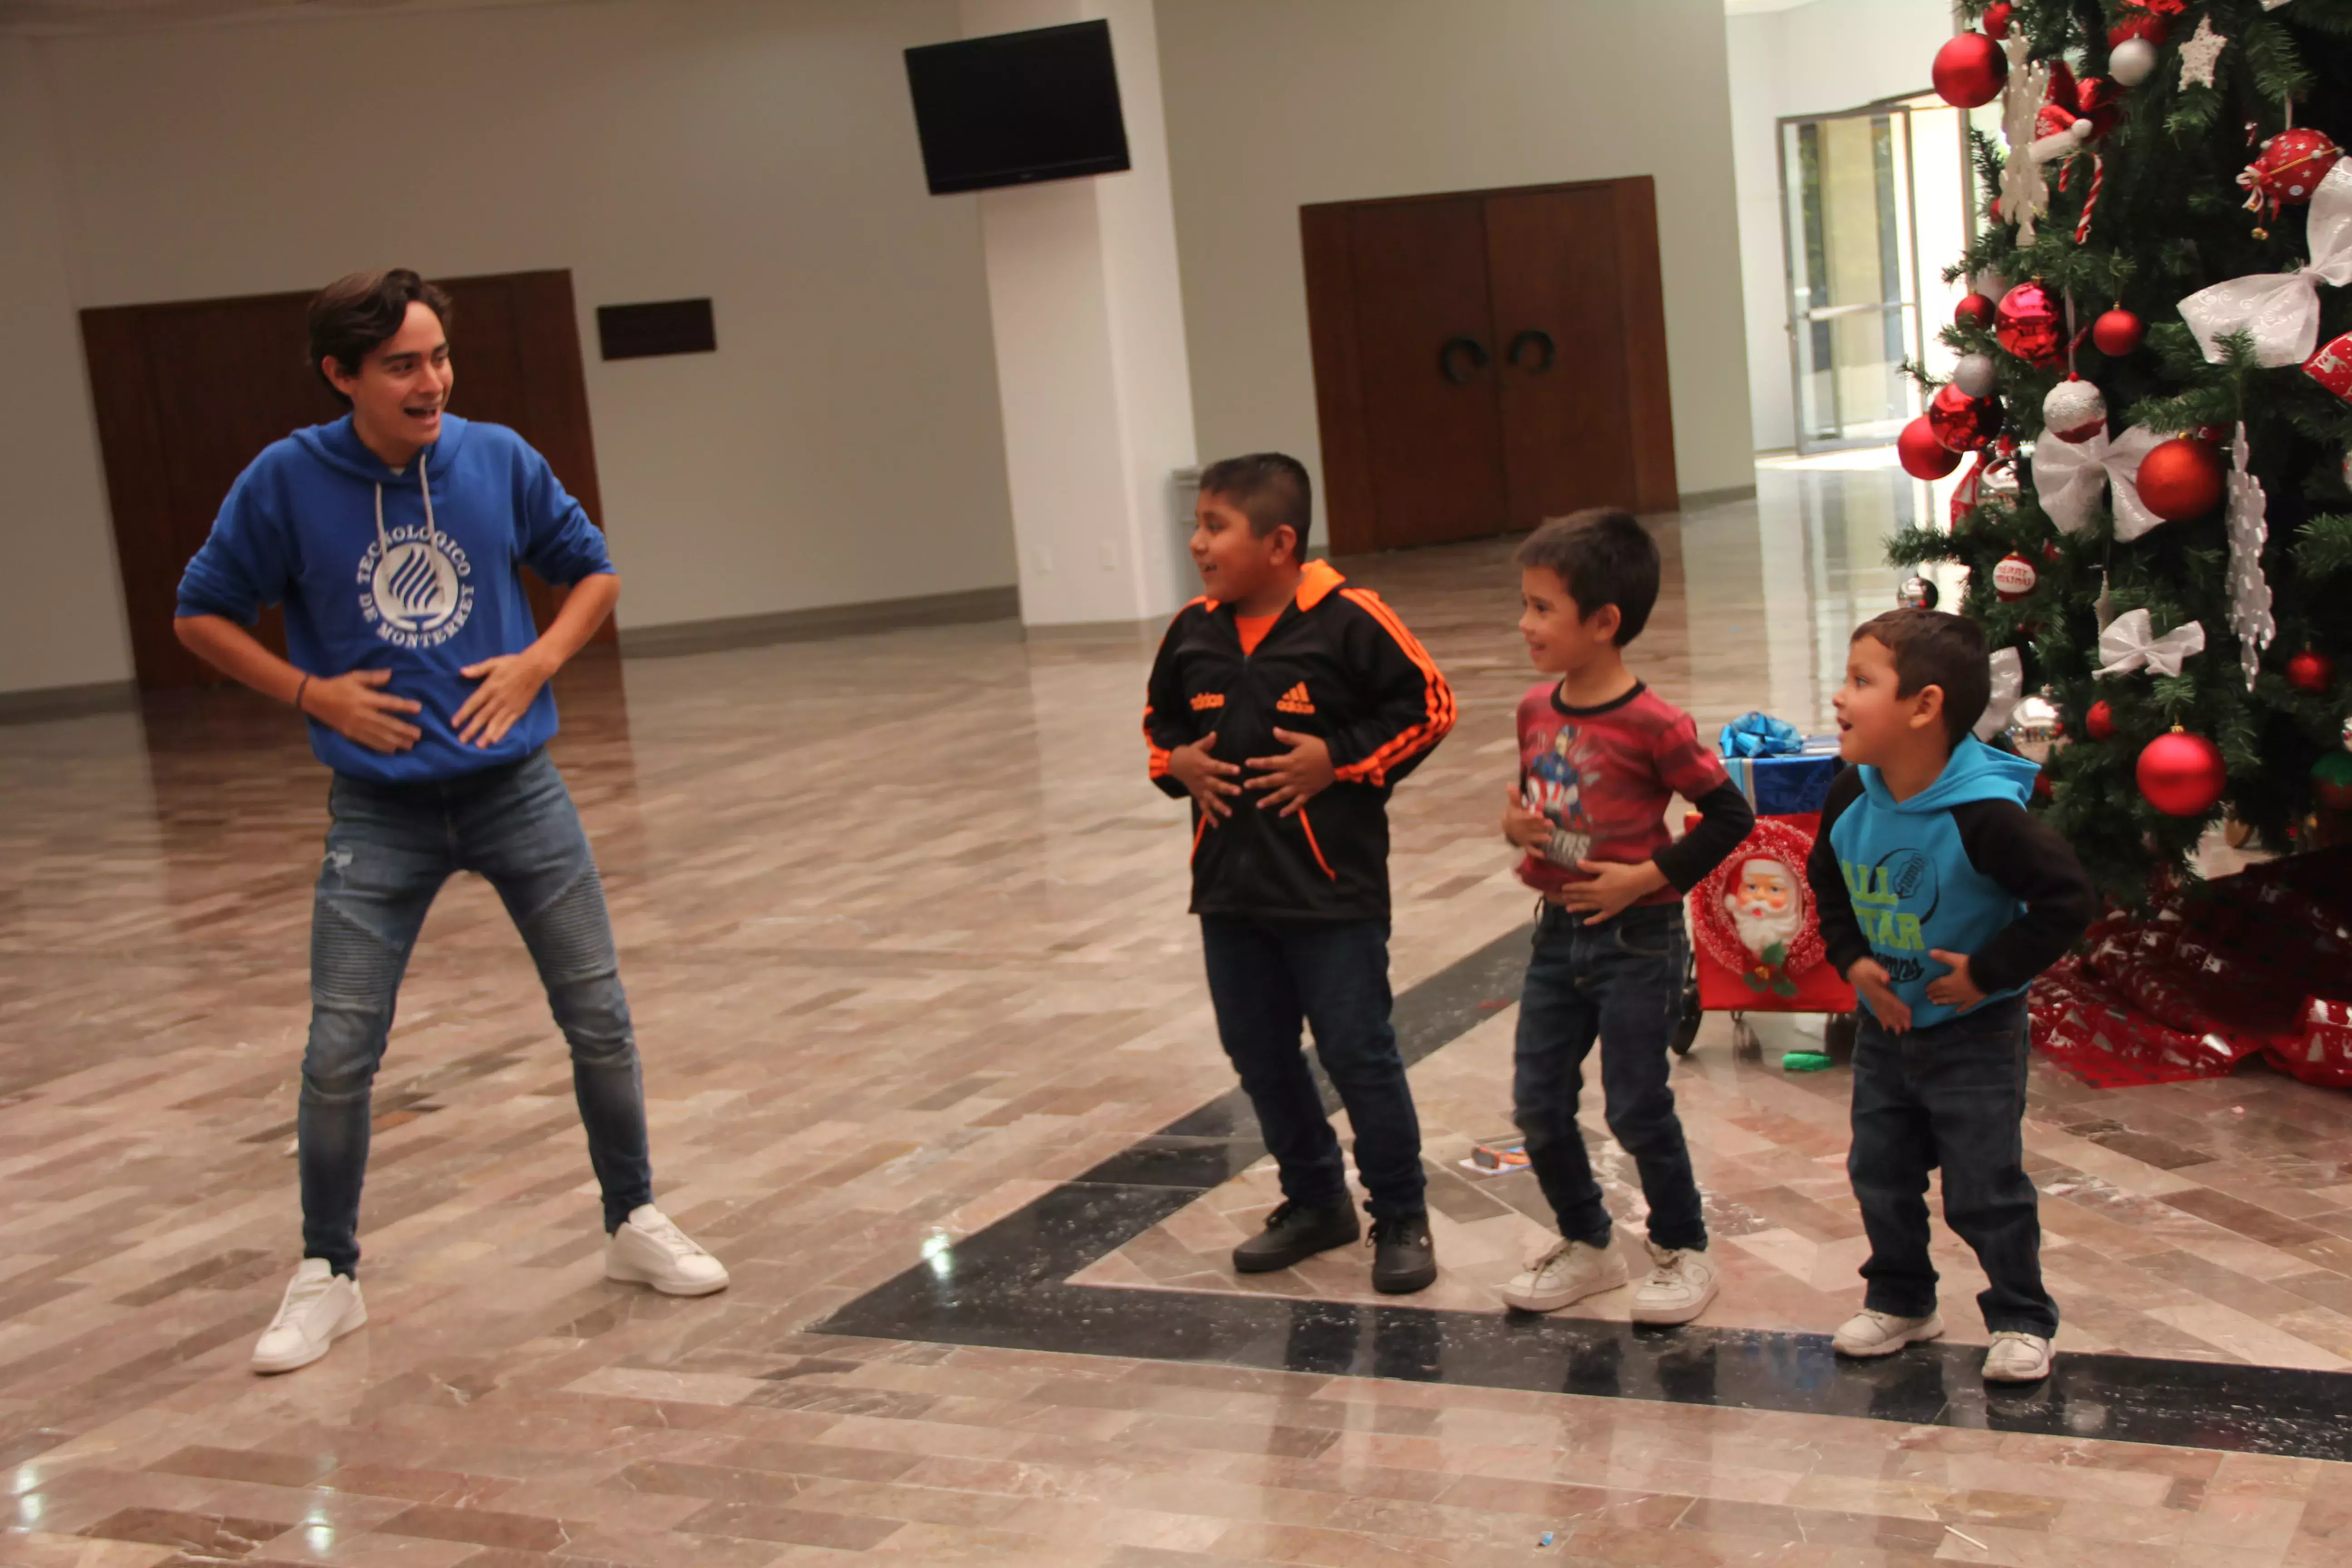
[1498,511,1753,1323]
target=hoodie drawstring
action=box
[371,449,435,564]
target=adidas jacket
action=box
[1144,560,1456,921]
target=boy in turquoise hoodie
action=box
[1805,609,2094,1384]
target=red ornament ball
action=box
[1983,2,2014,38]
[1956,292,1998,330]
[2085,699,2116,741]
[2137,730,2227,817]
[1995,283,2065,367]
[1927,384,2002,453]
[2287,649,2336,692]
[2136,436,2226,522]
[1898,416,1964,480]
[1934,32,2009,108]
[1992,553,2038,601]
[2092,308,2146,357]
[2241,128,2345,215]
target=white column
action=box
[960,0,1198,628]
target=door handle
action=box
[1438,335,1491,385]
[1507,328,1556,374]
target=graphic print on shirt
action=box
[1523,726,1596,866]
[358,524,475,649]
[1840,848,1942,983]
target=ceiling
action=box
[0,0,587,33]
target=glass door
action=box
[1779,106,1924,453]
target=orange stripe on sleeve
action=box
[1334,589,1457,785]
[1144,705,1172,779]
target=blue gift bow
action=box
[1718,712,1804,759]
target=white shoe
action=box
[251,1259,366,1374]
[1833,1308,1945,1357]
[605,1205,730,1296]
[1983,1330,2054,1383]
[1629,1241,1718,1325]
[1499,1238,1627,1313]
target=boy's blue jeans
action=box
[1848,992,2058,1337]
[1513,901,1707,1252]
[299,748,654,1277]
[1199,916,1427,1222]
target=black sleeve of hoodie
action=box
[1142,612,1199,801]
[1806,768,1872,981]
[1651,782,1755,894]
[1952,799,2099,995]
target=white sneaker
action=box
[251,1259,366,1374]
[1629,1241,1718,1325]
[1833,1308,1945,1357]
[1499,1238,1627,1313]
[1983,1330,2054,1383]
[605,1204,730,1296]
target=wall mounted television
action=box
[904,20,1131,196]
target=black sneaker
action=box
[1232,1201,1361,1274]
[1370,1212,1438,1294]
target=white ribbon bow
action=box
[2029,424,2166,539]
[1973,647,2025,743]
[2178,160,2352,366]
[2097,608,2207,677]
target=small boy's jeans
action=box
[1199,916,1427,1222]
[1512,901,1707,1252]
[299,748,655,1278]
[1848,992,2058,1337]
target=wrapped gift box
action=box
[1722,739,1846,818]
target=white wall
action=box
[4,0,1018,694]
[0,38,133,694]
[1156,0,1756,546]
[1725,0,1954,452]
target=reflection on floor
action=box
[5,463,2350,1566]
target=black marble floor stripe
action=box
[815,925,2352,1463]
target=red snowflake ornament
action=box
[2241,128,2345,222]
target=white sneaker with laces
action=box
[1982,1330,2054,1383]
[605,1204,730,1296]
[251,1258,366,1374]
[1499,1238,1627,1313]
[1629,1240,1718,1325]
[1833,1308,1945,1357]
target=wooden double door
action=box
[1303,177,1678,555]
[82,269,610,691]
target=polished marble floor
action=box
[5,458,2352,1565]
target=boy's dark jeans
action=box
[1848,992,2057,1337]
[1513,901,1706,1252]
[1200,916,1426,1222]
[300,749,655,1278]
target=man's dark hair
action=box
[1852,608,1990,750]
[308,269,454,406]
[1199,452,1311,545]
[1513,509,1660,646]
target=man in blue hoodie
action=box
[175,270,727,1375]
[1804,609,2094,1385]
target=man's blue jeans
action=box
[1199,917,1426,1222]
[1848,993,2058,1337]
[1513,901,1706,1252]
[300,748,653,1277]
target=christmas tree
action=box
[1893,0,2352,902]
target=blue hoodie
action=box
[176,414,614,785]
[1804,739,2095,1029]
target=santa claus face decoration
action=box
[1725,856,1803,958]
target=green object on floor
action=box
[1782,1050,1833,1073]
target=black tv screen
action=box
[905,20,1131,196]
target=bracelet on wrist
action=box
[293,674,312,715]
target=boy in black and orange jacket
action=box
[1145,453,1456,1294]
